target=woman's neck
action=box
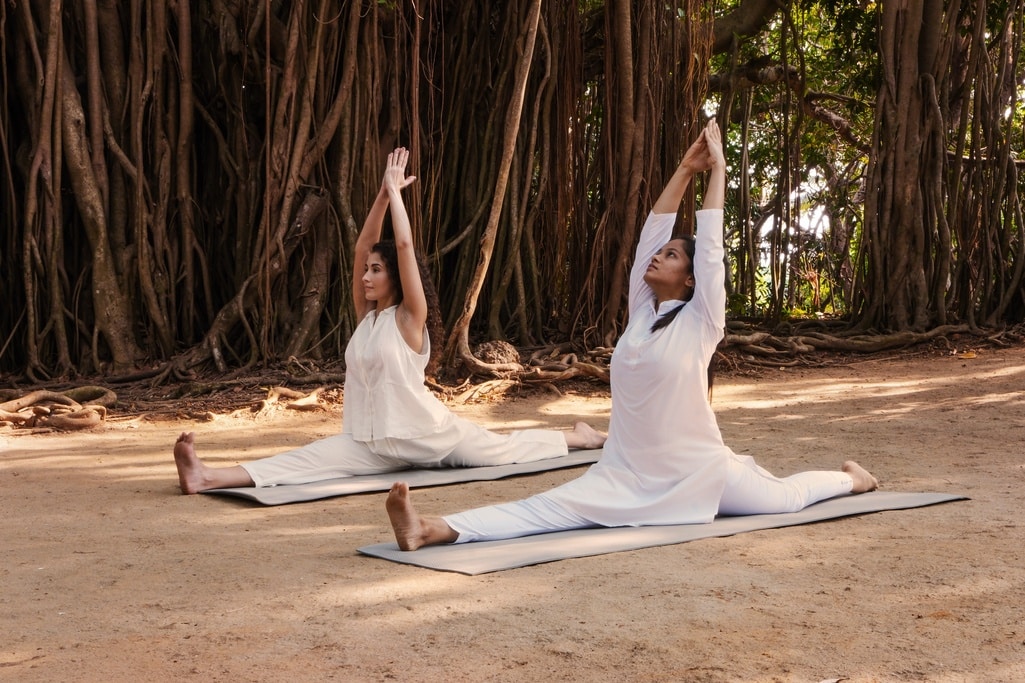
[653,288,687,308]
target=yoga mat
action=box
[202,449,602,505]
[358,491,968,575]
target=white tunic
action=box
[530,209,731,526]
[342,306,455,441]
[444,208,855,540]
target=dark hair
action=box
[647,234,715,398]
[370,240,445,376]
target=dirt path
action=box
[3,348,1024,682]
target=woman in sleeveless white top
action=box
[171,148,605,494]
[385,120,878,550]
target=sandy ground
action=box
[2,347,1024,682]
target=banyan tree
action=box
[1,0,1023,382]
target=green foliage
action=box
[726,292,749,317]
[707,0,878,323]
[812,0,880,91]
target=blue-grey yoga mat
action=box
[357,491,968,575]
[201,449,602,505]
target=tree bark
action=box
[61,43,143,369]
[445,0,542,373]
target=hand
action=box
[703,119,725,169]
[679,128,713,174]
[383,147,417,192]
[699,119,726,211]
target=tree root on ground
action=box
[253,386,326,413]
[721,323,1025,362]
[451,324,1024,391]
[0,387,116,431]
[4,325,1020,424]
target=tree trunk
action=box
[445,0,542,373]
[61,45,143,369]
[861,0,932,331]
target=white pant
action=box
[241,417,568,487]
[716,454,852,516]
[444,454,853,543]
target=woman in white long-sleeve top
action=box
[386,119,878,549]
[171,148,605,494]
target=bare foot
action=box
[843,461,879,494]
[173,432,208,494]
[386,482,457,551]
[567,421,607,450]
[386,483,428,550]
[172,432,255,493]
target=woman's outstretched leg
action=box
[172,432,255,494]
[386,482,459,550]
[719,455,879,516]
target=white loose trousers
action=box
[243,418,567,487]
[444,453,853,542]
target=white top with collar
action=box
[543,209,731,526]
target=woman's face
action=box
[643,238,695,298]
[362,252,396,305]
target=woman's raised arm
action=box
[353,180,391,321]
[382,148,429,352]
